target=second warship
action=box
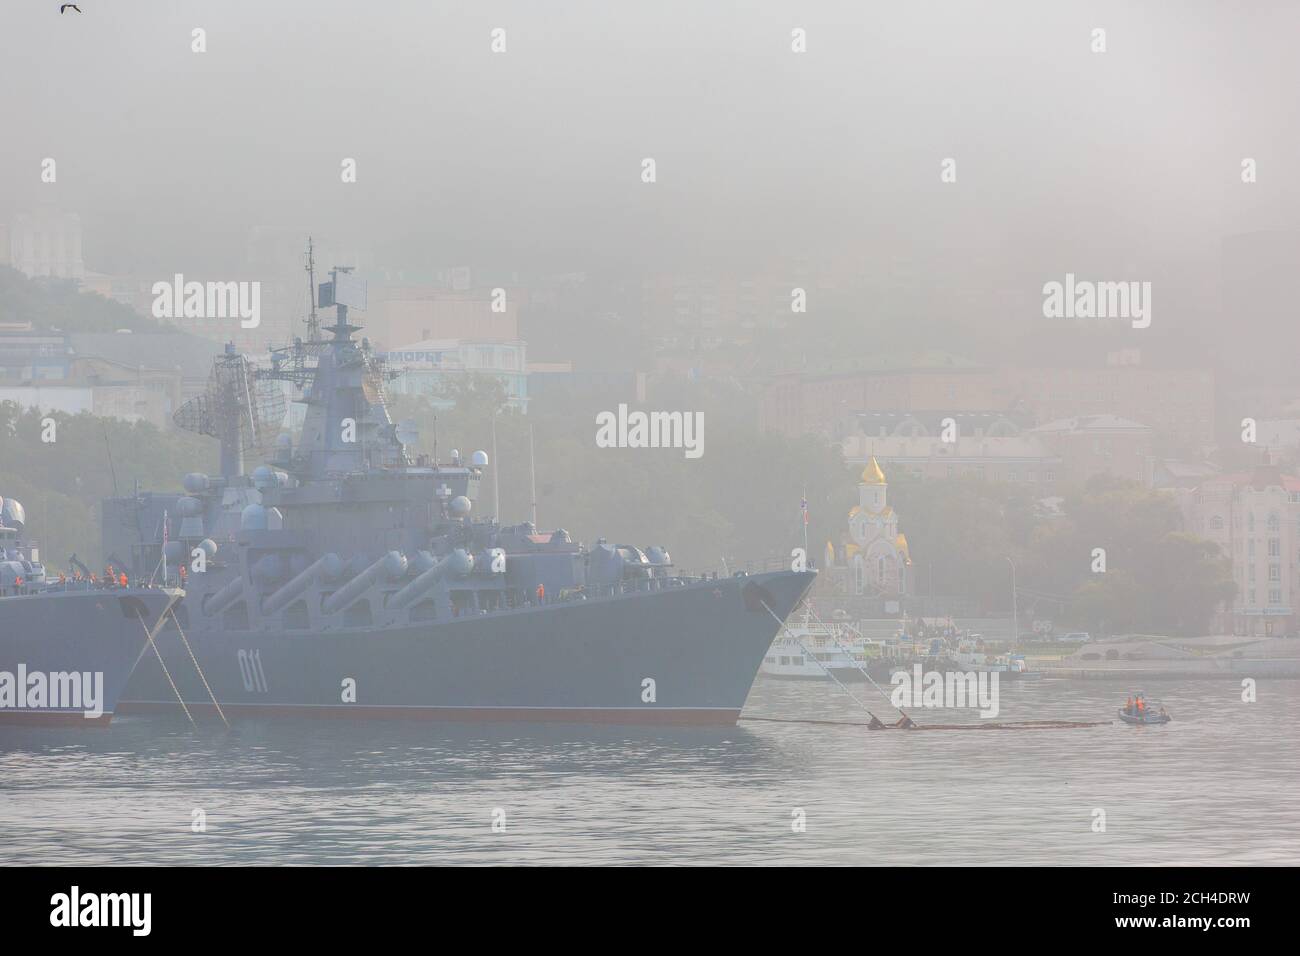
[0,497,182,726]
[106,269,815,724]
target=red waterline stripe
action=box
[116,700,741,726]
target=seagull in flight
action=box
[61,4,82,13]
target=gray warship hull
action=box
[120,570,814,724]
[0,587,182,726]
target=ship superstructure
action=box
[107,267,815,724]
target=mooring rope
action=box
[135,608,195,727]
[798,602,915,722]
[739,715,1109,731]
[762,605,1112,732]
[169,607,229,729]
[759,599,895,724]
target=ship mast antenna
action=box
[491,411,500,522]
[529,424,538,528]
[304,236,320,343]
[102,420,119,496]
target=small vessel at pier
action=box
[951,638,1042,681]
[760,619,886,681]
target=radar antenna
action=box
[173,349,287,477]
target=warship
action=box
[105,266,815,725]
[0,496,182,726]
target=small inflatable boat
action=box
[1118,707,1171,725]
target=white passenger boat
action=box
[761,620,881,681]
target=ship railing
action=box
[43,578,161,594]
[573,561,794,601]
[727,557,802,575]
[674,557,795,580]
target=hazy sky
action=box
[4,0,1299,352]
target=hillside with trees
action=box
[890,473,1235,636]
[1,359,1234,635]
[0,265,169,333]
[0,404,217,569]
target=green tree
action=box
[888,475,1033,611]
[0,265,168,333]
[431,373,510,423]
[1138,532,1235,635]
[0,403,216,570]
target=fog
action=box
[6,2,1298,307]
[5,3,1300,875]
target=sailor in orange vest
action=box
[536,583,545,605]
[119,572,128,588]
[1136,696,1146,715]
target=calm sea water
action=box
[2,677,1297,865]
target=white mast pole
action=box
[491,412,500,522]
[529,424,537,528]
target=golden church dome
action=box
[861,456,886,485]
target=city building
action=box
[0,324,67,382]
[761,352,1214,454]
[367,281,519,353]
[1150,458,1220,490]
[1026,415,1153,486]
[854,409,1033,440]
[1175,456,1300,636]
[0,324,216,428]
[842,411,1154,489]
[384,338,529,412]
[640,272,796,342]
[1004,363,1214,452]
[842,431,1061,488]
[7,210,84,280]
[1254,419,1300,460]
[760,352,992,440]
